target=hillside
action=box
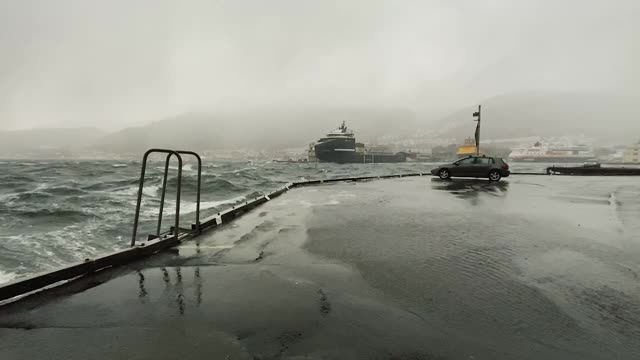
[0,128,106,154]
[94,109,419,153]
[435,92,640,143]
[4,91,636,159]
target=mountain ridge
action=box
[435,91,639,143]
[2,91,637,157]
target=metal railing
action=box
[131,149,202,247]
[157,150,202,236]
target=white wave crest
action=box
[0,270,17,284]
[164,163,196,171]
[231,167,257,174]
[163,196,245,215]
[143,185,160,197]
[112,164,128,168]
[113,185,159,197]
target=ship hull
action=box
[314,137,406,163]
[315,151,406,164]
[548,166,640,175]
[509,157,595,163]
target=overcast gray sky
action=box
[0,0,638,131]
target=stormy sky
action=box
[0,0,638,131]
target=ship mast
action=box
[473,105,481,156]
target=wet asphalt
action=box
[1,176,639,359]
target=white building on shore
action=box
[623,141,640,163]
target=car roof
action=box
[454,156,506,164]
[459,155,494,160]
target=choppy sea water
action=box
[0,159,596,284]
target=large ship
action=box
[312,122,407,163]
[509,141,596,162]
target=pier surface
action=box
[2,176,640,359]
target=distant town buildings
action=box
[623,141,640,163]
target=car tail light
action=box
[502,163,509,170]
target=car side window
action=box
[459,157,475,164]
[476,157,493,164]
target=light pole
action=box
[473,105,481,156]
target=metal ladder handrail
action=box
[156,150,202,236]
[131,149,183,247]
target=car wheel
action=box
[488,170,501,181]
[438,169,451,180]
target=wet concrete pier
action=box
[1,176,640,359]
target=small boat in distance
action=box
[457,137,483,158]
[548,163,640,176]
[311,122,407,164]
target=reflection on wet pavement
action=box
[430,178,510,204]
[136,266,204,316]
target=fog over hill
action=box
[94,108,419,153]
[436,92,640,143]
[2,90,639,158]
[0,128,106,153]
[92,91,640,152]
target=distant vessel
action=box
[312,122,407,163]
[548,163,640,176]
[509,142,596,163]
[457,137,482,158]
